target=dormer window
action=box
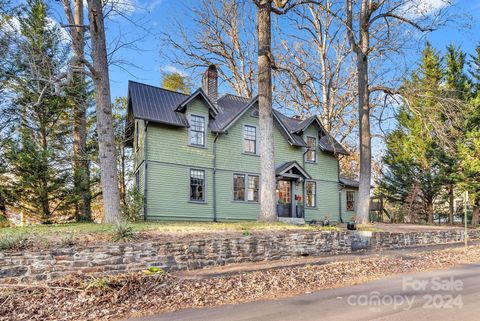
[189,114,205,147]
[306,136,317,162]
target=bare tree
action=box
[343,0,450,224]
[160,0,257,97]
[85,0,121,223]
[254,0,307,221]
[254,0,277,221]
[62,0,91,221]
[276,1,357,144]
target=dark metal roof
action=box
[276,161,311,179]
[126,81,348,155]
[272,111,308,147]
[210,94,254,132]
[340,177,359,188]
[319,135,349,155]
[128,80,189,127]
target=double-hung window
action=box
[190,169,205,202]
[189,115,205,147]
[346,191,355,211]
[233,174,259,202]
[306,136,317,162]
[247,175,259,202]
[305,181,316,208]
[243,125,257,154]
[233,174,245,201]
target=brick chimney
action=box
[202,64,218,105]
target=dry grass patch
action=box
[0,221,339,250]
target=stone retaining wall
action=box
[1,229,479,282]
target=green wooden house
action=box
[125,65,359,223]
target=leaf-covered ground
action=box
[2,245,480,321]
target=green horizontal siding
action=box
[305,180,340,222]
[140,97,343,222]
[341,188,358,221]
[215,169,260,221]
[146,162,214,221]
[146,99,214,169]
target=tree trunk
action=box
[427,201,434,224]
[40,129,50,221]
[70,0,91,221]
[356,52,371,224]
[472,197,479,227]
[355,1,371,224]
[86,0,121,223]
[119,143,127,207]
[257,0,277,222]
[448,184,454,224]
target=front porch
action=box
[275,161,311,223]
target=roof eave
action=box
[175,88,219,117]
[220,95,259,132]
[132,116,189,128]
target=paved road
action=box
[129,264,480,321]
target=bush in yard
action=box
[0,232,29,250]
[122,187,144,222]
[0,215,9,228]
[111,220,137,242]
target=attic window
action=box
[243,125,257,154]
[306,136,317,162]
[189,114,205,147]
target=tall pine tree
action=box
[382,43,445,223]
[457,44,480,226]
[2,0,73,221]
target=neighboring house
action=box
[125,65,359,223]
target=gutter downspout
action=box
[143,120,149,221]
[337,156,343,223]
[302,148,311,218]
[213,133,220,222]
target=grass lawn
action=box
[0,220,339,236]
[0,221,341,251]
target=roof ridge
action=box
[219,93,252,101]
[128,80,189,96]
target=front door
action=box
[277,180,292,217]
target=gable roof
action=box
[276,161,311,179]
[175,87,219,116]
[126,81,348,154]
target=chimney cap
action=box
[207,64,217,71]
